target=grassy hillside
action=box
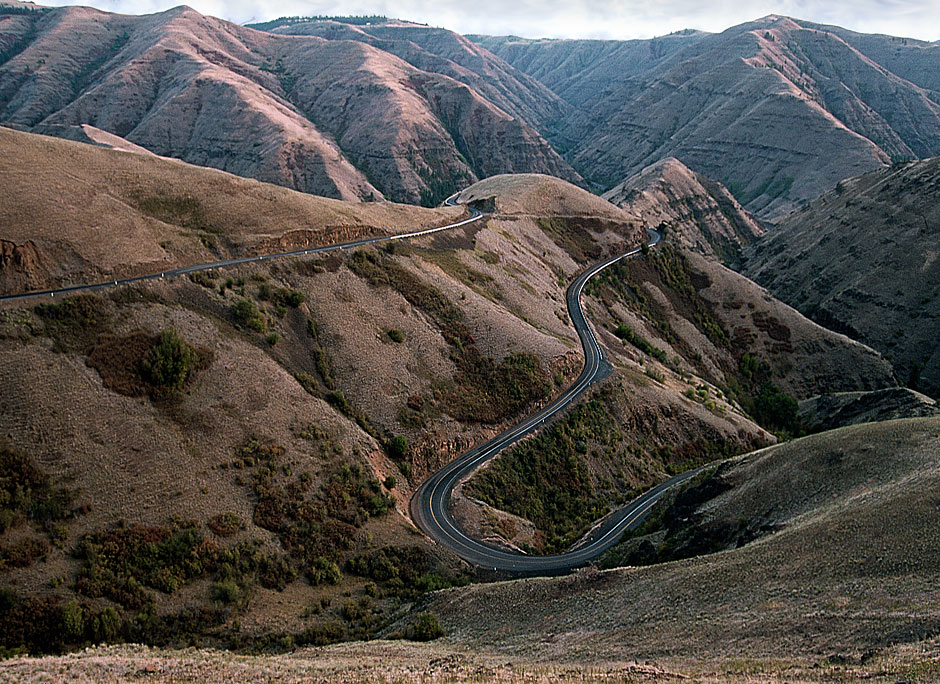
[0,130,906,657]
[743,156,940,397]
[0,132,651,653]
[428,418,940,666]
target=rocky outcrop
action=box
[0,238,46,292]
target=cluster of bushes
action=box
[466,399,614,553]
[647,248,729,349]
[587,260,678,346]
[34,294,111,352]
[239,438,393,585]
[323,390,378,438]
[590,248,729,358]
[73,523,222,608]
[535,217,603,262]
[726,357,802,437]
[0,589,124,655]
[613,323,668,363]
[257,284,305,308]
[73,519,297,615]
[0,442,74,544]
[346,545,467,600]
[0,536,48,572]
[449,349,552,424]
[348,250,472,347]
[232,299,267,332]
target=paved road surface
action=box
[2,191,704,575]
[410,226,711,574]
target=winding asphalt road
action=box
[1,191,704,574]
[411,223,710,574]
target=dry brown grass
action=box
[0,127,462,293]
[1,637,938,683]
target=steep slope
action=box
[263,19,572,137]
[448,173,893,554]
[470,31,705,108]
[742,157,940,396]
[474,16,940,219]
[603,157,765,262]
[0,3,577,205]
[0,130,895,654]
[801,21,940,93]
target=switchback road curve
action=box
[1,191,702,574]
[411,223,710,574]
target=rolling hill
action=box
[0,129,897,654]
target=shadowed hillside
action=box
[743,156,940,396]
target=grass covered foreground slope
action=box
[428,418,940,665]
[743,156,940,398]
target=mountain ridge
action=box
[0,2,579,205]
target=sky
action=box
[39,0,940,41]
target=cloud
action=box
[42,0,940,41]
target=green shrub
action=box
[387,329,404,343]
[232,299,267,332]
[266,332,280,346]
[308,556,341,586]
[258,553,297,591]
[383,476,397,490]
[91,606,122,643]
[207,512,244,537]
[409,611,444,641]
[613,323,668,363]
[60,601,84,640]
[139,328,199,391]
[211,580,241,604]
[386,435,408,461]
[752,383,801,435]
